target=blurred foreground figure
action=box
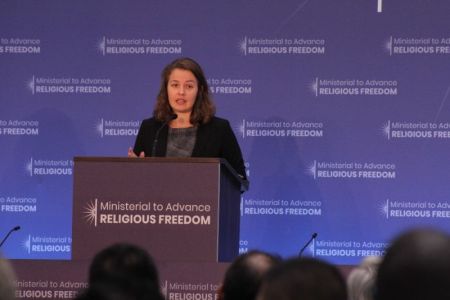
[257,258,347,300]
[347,256,382,300]
[218,250,281,300]
[75,243,164,300]
[375,228,450,300]
[0,256,16,300]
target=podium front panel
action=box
[72,158,223,262]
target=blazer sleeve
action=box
[133,120,147,156]
[220,120,247,180]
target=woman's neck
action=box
[170,113,193,128]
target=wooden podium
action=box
[72,157,247,262]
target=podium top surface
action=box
[74,156,249,191]
[75,156,222,164]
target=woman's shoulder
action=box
[206,116,231,127]
[140,117,161,127]
[200,117,234,137]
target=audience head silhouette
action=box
[219,250,281,300]
[76,243,164,300]
[375,228,450,300]
[257,257,347,300]
[347,256,382,300]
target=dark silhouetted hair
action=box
[375,228,450,300]
[76,243,164,300]
[258,258,347,300]
[221,250,281,300]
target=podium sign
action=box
[72,157,242,262]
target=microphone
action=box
[0,226,21,248]
[151,114,177,157]
[298,232,318,257]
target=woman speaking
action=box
[128,57,247,180]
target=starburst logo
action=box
[26,157,33,176]
[84,199,98,227]
[385,36,393,56]
[161,281,168,297]
[27,76,35,94]
[307,239,316,257]
[240,197,244,217]
[239,37,248,56]
[383,121,391,139]
[377,0,383,13]
[238,120,246,139]
[307,161,317,179]
[311,78,319,97]
[98,36,106,56]
[244,162,250,178]
[22,235,31,254]
[381,199,389,219]
[96,119,104,137]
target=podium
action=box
[72,157,247,262]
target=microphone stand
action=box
[0,226,21,248]
[298,233,318,257]
[151,114,178,157]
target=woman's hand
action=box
[128,147,145,158]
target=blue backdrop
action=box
[1,0,450,264]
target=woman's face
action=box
[167,68,198,115]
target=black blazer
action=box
[133,116,247,179]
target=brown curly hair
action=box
[153,57,216,125]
